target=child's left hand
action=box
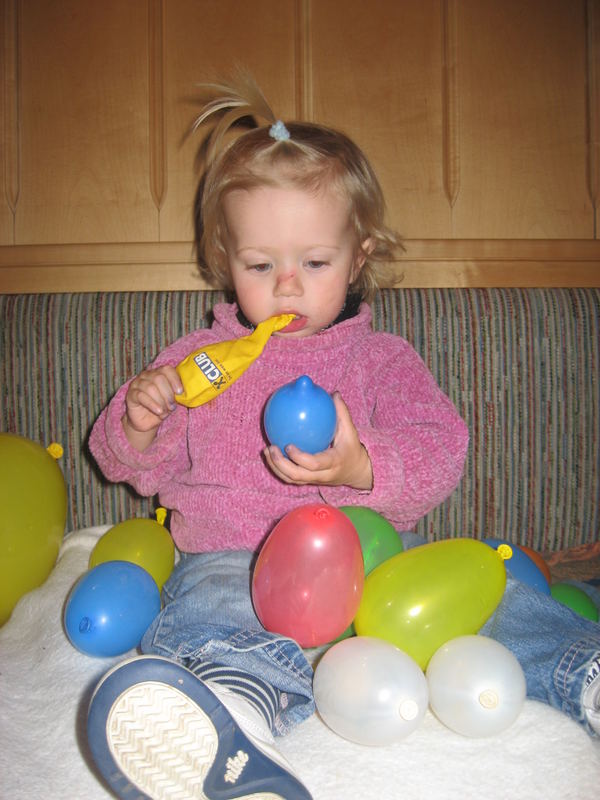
[263,393,373,490]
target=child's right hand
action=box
[122,366,183,449]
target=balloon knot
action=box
[497,543,513,561]
[46,442,64,460]
[155,507,167,526]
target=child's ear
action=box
[351,237,374,280]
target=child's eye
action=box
[306,260,327,269]
[249,263,272,273]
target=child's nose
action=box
[274,268,302,296]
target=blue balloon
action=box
[64,561,161,657]
[264,375,337,455]
[483,538,551,595]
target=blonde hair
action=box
[193,74,402,301]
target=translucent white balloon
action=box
[313,636,428,745]
[426,635,526,737]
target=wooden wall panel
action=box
[16,0,157,245]
[159,0,298,243]
[1,0,17,244]
[0,0,598,292]
[454,0,593,238]
[588,0,600,236]
[310,0,451,239]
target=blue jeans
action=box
[481,575,600,735]
[404,534,600,737]
[141,536,600,737]
[141,550,314,736]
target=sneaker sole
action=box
[87,656,306,800]
[107,681,219,798]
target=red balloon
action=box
[252,504,364,647]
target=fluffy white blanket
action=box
[1,527,598,800]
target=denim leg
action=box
[140,550,314,736]
[398,531,428,550]
[481,576,600,734]
[398,534,600,733]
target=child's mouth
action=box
[280,315,307,333]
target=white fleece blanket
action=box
[1,527,598,800]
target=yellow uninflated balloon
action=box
[0,434,67,626]
[354,538,507,669]
[89,514,175,591]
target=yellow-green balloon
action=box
[89,518,175,591]
[0,434,67,626]
[354,538,507,669]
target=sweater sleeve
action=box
[88,381,190,497]
[319,338,469,530]
[87,331,212,497]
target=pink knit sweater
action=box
[89,302,469,553]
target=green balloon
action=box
[550,583,599,622]
[339,506,403,576]
[330,623,355,644]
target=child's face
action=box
[223,183,366,337]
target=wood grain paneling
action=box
[148,0,166,214]
[1,239,597,293]
[159,0,298,242]
[1,0,19,244]
[0,0,597,292]
[16,0,156,245]
[441,0,460,210]
[310,0,451,239]
[455,0,592,238]
[587,0,600,235]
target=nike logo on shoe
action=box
[224,750,249,784]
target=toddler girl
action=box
[87,75,599,800]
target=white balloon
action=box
[313,636,428,745]
[426,635,526,737]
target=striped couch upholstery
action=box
[1,288,598,553]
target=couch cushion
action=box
[1,288,598,552]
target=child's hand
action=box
[263,393,373,490]
[122,366,183,450]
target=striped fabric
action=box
[1,289,598,552]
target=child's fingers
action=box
[330,392,353,443]
[161,365,184,396]
[283,444,332,470]
[264,444,334,485]
[128,367,181,417]
[133,388,172,418]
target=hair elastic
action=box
[269,120,291,142]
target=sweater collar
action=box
[211,302,373,356]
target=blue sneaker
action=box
[87,655,313,799]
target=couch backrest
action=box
[1,288,598,552]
